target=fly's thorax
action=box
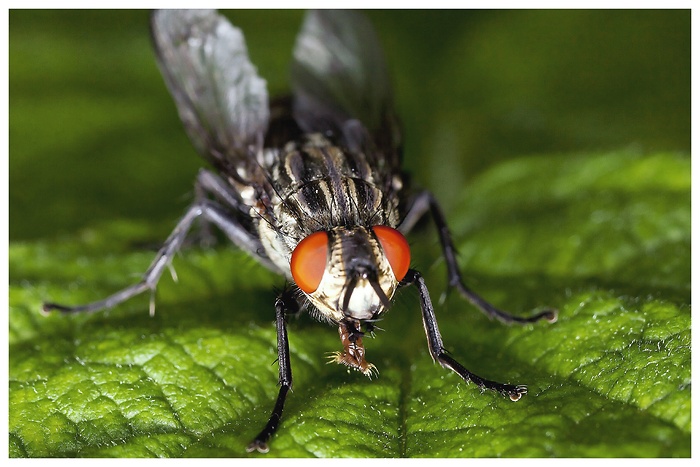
[250,135,403,280]
[264,134,402,232]
[307,226,398,323]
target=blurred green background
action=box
[9,9,690,240]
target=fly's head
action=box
[290,225,410,324]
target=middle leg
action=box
[399,190,556,325]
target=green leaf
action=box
[10,151,689,457]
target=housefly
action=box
[43,10,557,453]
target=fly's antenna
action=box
[341,274,359,313]
[369,277,391,309]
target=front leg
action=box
[399,190,556,325]
[404,268,527,401]
[246,289,297,454]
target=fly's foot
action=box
[505,384,528,401]
[246,439,269,454]
[542,309,558,323]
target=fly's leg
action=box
[42,199,272,315]
[246,289,297,454]
[403,269,527,400]
[196,169,251,213]
[193,169,252,247]
[399,191,557,324]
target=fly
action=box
[43,10,557,453]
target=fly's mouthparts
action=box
[330,320,377,378]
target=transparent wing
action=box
[151,9,269,174]
[291,10,401,161]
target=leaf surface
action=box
[9,151,690,457]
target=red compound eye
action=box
[290,231,329,293]
[372,225,410,281]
